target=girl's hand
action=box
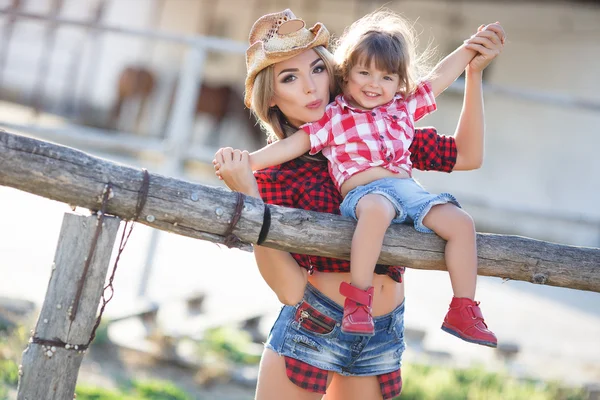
[213,147,260,197]
[464,22,506,73]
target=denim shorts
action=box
[340,177,460,233]
[265,283,406,376]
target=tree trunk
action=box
[1,129,599,293]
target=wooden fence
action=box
[1,128,599,398]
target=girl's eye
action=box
[313,65,325,74]
[281,75,296,83]
[384,76,393,81]
[359,71,369,76]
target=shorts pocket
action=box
[393,318,405,342]
[295,301,338,336]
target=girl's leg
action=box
[323,374,384,400]
[340,194,396,335]
[422,203,477,298]
[352,194,396,290]
[422,203,497,347]
[255,348,330,400]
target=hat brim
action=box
[244,22,330,109]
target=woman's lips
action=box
[306,100,323,109]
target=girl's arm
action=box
[454,23,505,171]
[427,46,475,97]
[213,147,308,305]
[427,24,505,97]
[249,130,311,171]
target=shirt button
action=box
[371,112,376,116]
[386,156,392,161]
[379,135,384,139]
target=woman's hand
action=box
[464,22,505,73]
[213,147,261,197]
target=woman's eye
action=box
[281,75,296,83]
[313,65,325,73]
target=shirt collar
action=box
[335,93,402,113]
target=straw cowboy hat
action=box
[244,9,330,108]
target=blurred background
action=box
[0,0,599,399]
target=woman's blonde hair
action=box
[250,45,338,151]
[334,9,433,98]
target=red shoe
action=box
[339,282,374,336]
[441,297,497,348]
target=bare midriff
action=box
[340,166,410,198]
[308,270,405,317]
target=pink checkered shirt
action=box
[301,80,437,190]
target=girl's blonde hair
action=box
[250,45,338,148]
[334,9,433,98]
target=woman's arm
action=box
[452,67,485,170]
[214,147,308,305]
[249,130,311,171]
[454,23,505,171]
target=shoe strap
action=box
[339,282,372,306]
[468,305,484,321]
[465,304,490,329]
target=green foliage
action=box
[197,326,261,365]
[0,325,29,361]
[396,364,587,400]
[0,325,25,400]
[0,359,18,400]
[0,360,18,387]
[75,386,136,400]
[76,380,192,400]
[89,320,110,347]
[130,380,192,400]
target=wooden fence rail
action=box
[1,128,599,293]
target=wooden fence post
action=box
[17,212,120,400]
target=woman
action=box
[214,9,504,400]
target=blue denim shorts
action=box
[265,283,406,376]
[340,177,460,233]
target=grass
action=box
[75,380,192,400]
[397,363,587,400]
[196,326,261,365]
[0,323,589,400]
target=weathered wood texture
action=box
[17,213,120,400]
[1,129,599,292]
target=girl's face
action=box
[270,49,331,127]
[344,62,400,110]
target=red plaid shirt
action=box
[301,81,437,190]
[255,127,456,281]
[255,127,456,398]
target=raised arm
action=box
[213,147,308,305]
[427,45,475,97]
[427,23,504,97]
[249,130,311,171]
[454,23,505,170]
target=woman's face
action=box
[270,49,331,127]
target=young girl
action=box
[244,10,498,346]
